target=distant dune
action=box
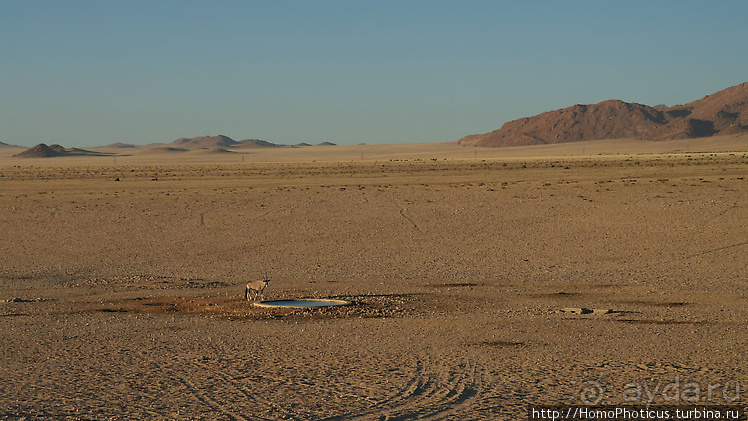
[459,81,748,147]
[316,141,337,146]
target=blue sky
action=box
[2,1,747,147]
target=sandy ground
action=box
[1,138,748,420]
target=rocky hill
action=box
[13,143,64,157]
[237,138,282,148]
[167,136,284,148]
[458,82,748,147]
[13,143,113,158]
[105,142,138,148]
[169,135,238,148]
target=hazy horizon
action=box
[2,1,747,148]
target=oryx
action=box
[245,274,271,301]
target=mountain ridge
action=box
[458,82,748,147]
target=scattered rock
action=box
[4,297,46,303]
[560,307,593,314]
[560,307,613,315]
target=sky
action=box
[2,1,747,147]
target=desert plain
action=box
[1,136,748,420]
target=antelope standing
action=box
[245,274,271,301]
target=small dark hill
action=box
[105,142,138,148]
[65,147,112,156]
[147,147,188,153]
[49,144,66,154]
[194,147,237,154]
[14,144,64,157]
[316,142,337,146]
[14,144,115,157]
[237,139,282,148]
[169,135,237,148]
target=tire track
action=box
[323,356,483,421]
[180,359,290,421]
[174,372,250,421]
[385,359,483,421]
[683,240,748,259]
[388,197,421,233]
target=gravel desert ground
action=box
[2,137,748,420]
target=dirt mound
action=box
[459,82,748,147]
[13,143,65,158]
[169,135,237,148]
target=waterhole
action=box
[253,299,352,309]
